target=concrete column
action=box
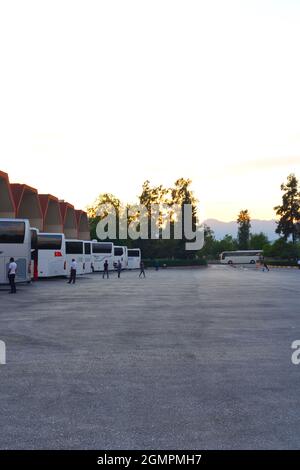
[76,210,90,241]
[0,171,15,218]
[39,194,63,233]
[11,184,43,230]
[59,201,78,239]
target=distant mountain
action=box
[204,218,278,241]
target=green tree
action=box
[87,193,122,242]
[170,178,199,259]
[274,174,300,244]
[197,232,238,260]
[217,234,238,253]
[139,180,169,238]
[249,232,270,250]
[263,238,300,260]
[237,210,251,249]
[88,178,200,260]
[136,180,169,258]
[198,225,215,259]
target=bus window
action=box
[0,219,31,283]
[65,240,85,275]
[92,243,113,254]
[84,243,91,255]
[0,221,25,244]
[38,234,62,250]
[66,241,84,254]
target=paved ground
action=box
[0,266,300,450]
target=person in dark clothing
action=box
[139,260,146,278]
[259,254,269,272]
[117,260,122,278]
[263,261,270,272]
[8,257,17,294]
[103,260,109,279]
[68,259,77,284]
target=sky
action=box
[1,0,300,222]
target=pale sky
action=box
[1,0,300,221]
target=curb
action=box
[268,265,299,269]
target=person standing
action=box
[139,260,146,278]
[297,258,300,270]
[103,260,109,279]
[117,260,122,278]
[8,257,17,294]
[260,254,269,272]
[68,258,77,284]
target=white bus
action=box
[0,218,31,284]
[92,241,114,271]
[113,246,128,269]
[220,250,263,265]
[127,248,141,269]
[37,232,67,277]
[65,240,85,275]
[84,241,93,274]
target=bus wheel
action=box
[228,260,233,265]
[250,260,255,264]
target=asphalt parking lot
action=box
[0,266,300,450]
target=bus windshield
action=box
[38,234,62,250]
[0,221,25,244]
[128,250,140,257]
[93,243,112,254]
[66,241,83,254]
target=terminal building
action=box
[0,170,90,240]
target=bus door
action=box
[30,228,38,280]
[0,253,5,282]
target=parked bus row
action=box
[0,218,141,283]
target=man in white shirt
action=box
[68,259,77,284]
[8,257,17,294]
